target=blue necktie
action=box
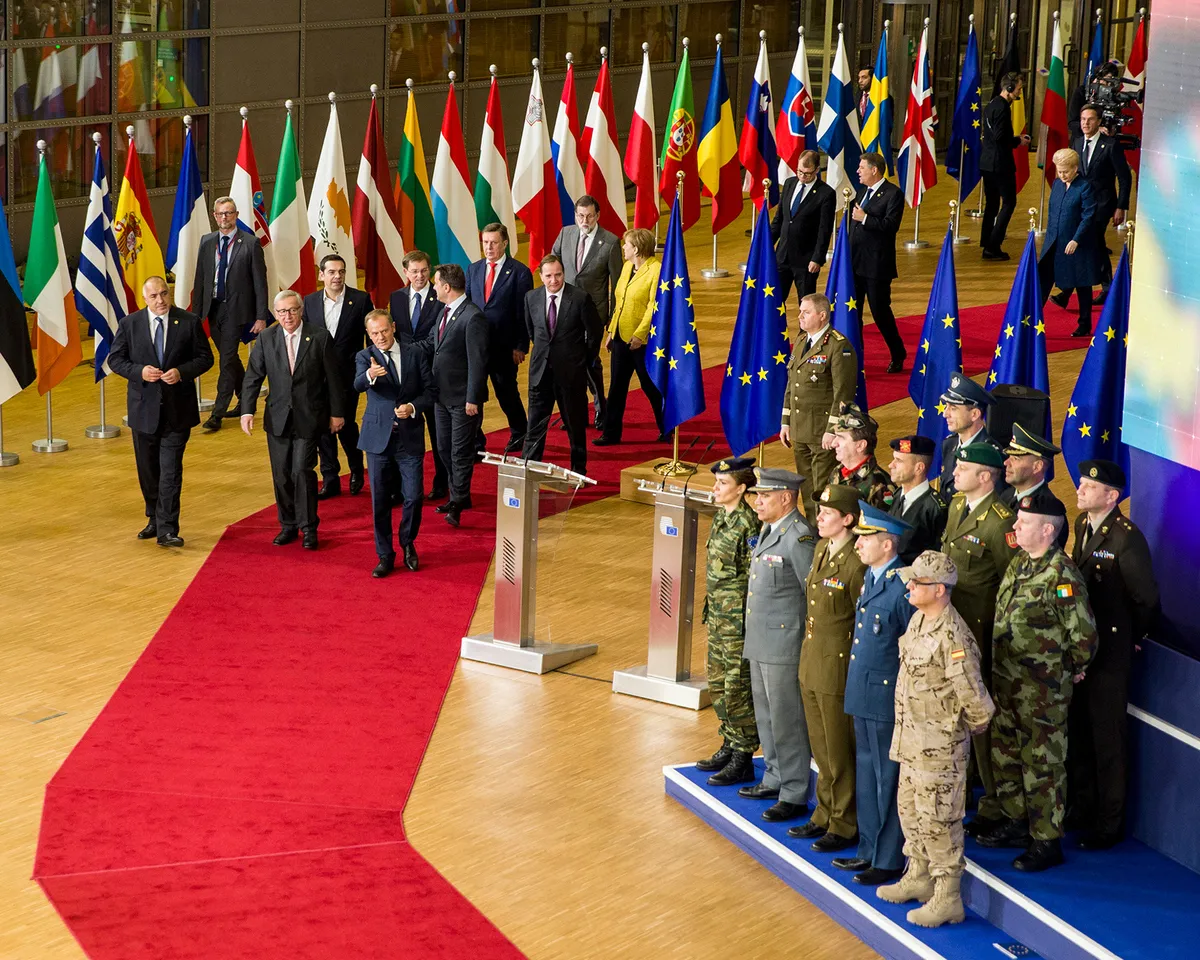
[792,182,805,214]
[153,317,164,366]
[411,292,421,331]
[386,349,398,382]
[864,569,874,594]
[217,235,231,300]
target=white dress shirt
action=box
[322,289,345,338]
[213,229,238,295]
[806,322,831,352]
[899,480,931,513]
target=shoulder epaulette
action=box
[991,502,1012,520]
[1116,515,1133,530]
[830,330,846,341]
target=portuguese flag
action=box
[395,86,439,264]
[658,43,700,231]
[28,151,82,394]
[1040,16,1069,185]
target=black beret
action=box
[1078,459,1126,490]
[889,434,936,456]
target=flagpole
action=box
[0,406,18,466]
[194,111,226,416]
[82,131,121,440]
[702,35,730,280]
[31,139,68,454]
[905,204,928,251]
[1036,175,1047,238]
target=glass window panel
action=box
[468,16,536,81]
[12,123,109,204]
[679,5,740,60]
[116,0,209,32]
[470,0,537,9]
[306,26,384,95]
[389,21,464,86]
[13,41,110,121]
[114,114,209,192]
[611,5,676,66]
[16,0,110,37]
[214,0,297,29]
[542,12,609,71]
[116,37,209,111]
[745,0,800,41]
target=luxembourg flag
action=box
[230,109,277,294]
[165,119,209,312]
[776,26,818,181]
[431,74,479,270]
[550,54,586,228]
[625,43,659,230]
[738,32,779,210]
[896,21,938,209]
[580,52,627,237]
[512,61,559,267]
[816,24,862,208]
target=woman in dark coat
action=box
[1039,147,1104,337]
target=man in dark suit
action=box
[1067,103,1131,300]
[430,262,489,528]
[468,223,531,454]
[522,255,603,476]
[240,290,349,550]
[107,276,214,548]
[856,66,895,140]
[885,435,948,563]
[980,73,1032,260]
[390,250,448,499]
[771,149,836,308]
[847,153,905,372]
[194,196,270,431]
[552,195,623,430]
[303,254,373,500]
[355,309,436,578]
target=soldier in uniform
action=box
[1069,459,1159,850]
[977,488,1098,872]
[878,551,994,928]
[826,401,896,509]
[738,468,819,822]
[940,442,1017,837]
[779,292,858,521]
[789,484,865,852]
[1001,424,1067,548]
[887,434,947,563]
[937,374,1002,498]
[695,457,762,787]
[833,503,915,885]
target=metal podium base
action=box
[32,437,68,453]
[461,633,598,675]
[85,423,121,438]
[612,664,711,710]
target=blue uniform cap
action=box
[853,500,914,537]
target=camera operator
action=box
[1069,61,1122,140]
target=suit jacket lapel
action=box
[1082,506,1120,559]
[489,262,513,301]
[292,326,311,370]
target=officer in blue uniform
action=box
[833,502,917,885]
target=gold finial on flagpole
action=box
[949,199,958,227]
[1029,207,1038,232]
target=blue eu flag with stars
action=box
[908,224,963,476]
[1062,246,1131,485]
[825,214,867,409]
[721,201,790,455]
[646,193,705,432]
[946,22,982,201]
[988,228,1050,397]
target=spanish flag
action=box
[114,135,165,309]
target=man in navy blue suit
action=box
[467,223,531,453]
[355,309,436,578]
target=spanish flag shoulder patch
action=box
[1056,583,1074,599]
[950,648,967,661]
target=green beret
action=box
[818,483,862,518]
[955,442,1005,469]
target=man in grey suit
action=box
[194,196,270,430]
[738,467,818,823]
[551,195,622,431]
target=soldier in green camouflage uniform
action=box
[977,488,1097,873]
[826,401,896,510]
[695,457,761,786]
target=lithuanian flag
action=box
[395,85,439,264]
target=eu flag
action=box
[1061,246,1131,484]
[721,202,790,455]
[1086,15,1105,82]
[824,215,867,409]
[946,21,982,201]
[646,192,705,432]
[908,224,963,475]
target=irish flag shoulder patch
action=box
[1056,583,1074,599]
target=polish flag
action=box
[580,52,627,237]
[625,44,659,230]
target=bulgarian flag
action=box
[352,92,407,307]
[28,149,82,394]
[270,104,316,295]
[1040,15,1069,185]
[475,70,518,256]
[395,84,438,263]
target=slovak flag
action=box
[896,21,938,209]
[776,26,818,181]
[738,33,779,210]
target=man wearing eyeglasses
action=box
[771,149,836,310]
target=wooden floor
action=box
[1,172,1099,959]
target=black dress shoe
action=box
[302,531,318,550]
[317,479,341,500]
[963,815,1004,838]
[428,485,449,501]
[1071,324,1092,338]
[156,534,184,548]
[1050,291,1071,309]
[975,818,1031,849]
[273,529,298,546]
[202,416,221,432]
[695,743,733,772]
[349,469,365,495]
[786,820,826,840]
[737,782,779,800]
[832,857,871,872]
[444,504,461,528]
[137,521,158,540]
[435,500,454,514]
[1013,838,1064,872]
[854,866,904,886]
[403,544,419,572]
[762,801,806,822]
[592,435,618,447]
[707,751,755,787]
[372,557,394,578]
[811,832,858,853]
[593,415,606,431]
[886,357,905,374]
[982,248,1003,260]
[1076,830,1121,851]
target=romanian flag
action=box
[114,134,165,309]
[697,41,743,232]
[395,84,438,263]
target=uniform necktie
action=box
[438,306,450,340]
[485,261,497,301]
[547,293,558,336]
[411,291,421,331]
[286,331,297,372]
[153,316,165,366]
[217,235,231,300]
[576,233,588,271]
[1083,519,1094,542]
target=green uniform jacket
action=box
[782,325,858,443]
[800,536,866,695]
[826,456,897,510]
[940,490,1017,647]
[703,499,760,632]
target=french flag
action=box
[776,26,818,181]
[738,34,779,210]
[166,120,209,312]
[550,55,586,228]
[580,52,627,237]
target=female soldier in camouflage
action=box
[695,457,761,786]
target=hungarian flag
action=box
[1122,13,1147,174]
[230,110,277,295]
[352,94,407,307]
[659,41,700,230]
[28,150,82,395]
[512,62,559,267]
[308,96,356,283]
[270,105,316,295]
[114,133,165,309]
[475,71,518,255]
[581,54,627,237]
[625,44,659,230]
[0,197,35,405]
[1040,16,1069,185]
[395,84,439,263]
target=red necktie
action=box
[485,261,496,301]
[438,307,450,340]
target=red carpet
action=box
[33,299,1083,958]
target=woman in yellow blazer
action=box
[593,227,666,445]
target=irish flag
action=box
[270,103,316,295]
[475,70,518,255]
[395,82,439,263]
[1040,15,1069,185]
[28,149,82,394]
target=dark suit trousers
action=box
[1067,666,1129,835]
[585,355,607,423]
[367,437,423,559]
[778,262,821,310]
[602,337,664,441]
[1038,251,1094,331]
[1093,217,1114,290]
[266,432,319,533]
[981,170,1018,252]
[435,402,482,505]
[853,716,904,870]
[209,302,245,418]
[854,274,905,363]
[131,426,190,536]
[524,365,588,476]
[318,391,363,480]
[485,344,527,449]
[424,412,448,491]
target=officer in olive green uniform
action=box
[696,457,762,786]
[779,293,858,521]
[789,484,866,851]
[939,442,1017,833]
[826,401,896,510]
[979,488,1097,873]
[1001,423,1068,549]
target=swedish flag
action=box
[646,192,705,432]
[861,27,893,175]
[825,215,867,409]
[721,202,790,454]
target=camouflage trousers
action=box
[896,755,969,879]
[705,619,759,754]
[990,682,1069,841]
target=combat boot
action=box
[1013,838,1064,872]
[975,817,1031,848]
[695,742,732,772]
[906,875,965,928]
[707,750,755,786]
[876,857,934,905]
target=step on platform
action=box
[665,760,1196,960]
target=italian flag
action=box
[395,86,439,264]
[28,151,82,394]
[475,72,518,256]
[270,105,316,295]
[1040,16,1069,185]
